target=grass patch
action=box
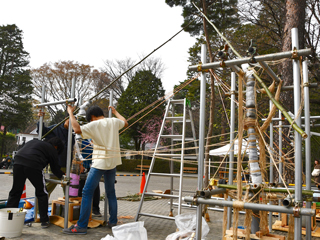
[117,193,158,202]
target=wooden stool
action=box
[51,197,92,222]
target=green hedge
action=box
[117,158,197,173]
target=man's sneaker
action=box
[92,209,102,217]
[107,222,117,229]
[63,224,87,235]
[41,221,50,228]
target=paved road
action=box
[0,169,318,239]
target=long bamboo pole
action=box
[216,184,313,196]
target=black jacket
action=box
[14,139,64,178]
[37,122,74,167]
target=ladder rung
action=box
[155,153,198,160]
[172,138,195,142]
[137,212,175,220]
[155,153,182,157]
[182,174,198,178]
[173,120,191,123]
[166,116,184,121]
[149,172,181,177]
[170,99,185,104]
[144,192,179,199]
[161,135,182,139]
[160,136,196,142]
[165,117,191,122]
[172,156,198,160]
[172,189,196,193]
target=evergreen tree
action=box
[117,70,165,151]
[0,24,33,155]
[166,0,239,37]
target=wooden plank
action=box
[260,236,281,240]
[266,233,285,240]
[225,230,259,239]
[272,220,320,237]
[183,167,197,173]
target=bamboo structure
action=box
[187,28,315,240]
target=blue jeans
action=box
[77,167,117,228]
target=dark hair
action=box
[86,105,104,122]
[46,137,64,155]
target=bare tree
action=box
[32,61,106,117]
[102,56,165,100]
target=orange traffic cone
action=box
[139,172,146,194]
[21,184,26,199]
[24,200,33,209]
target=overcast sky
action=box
[1,0,196,94]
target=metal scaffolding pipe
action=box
[199,188,226,198]
[292,28,302,240]
[279,83,318,91]
[303,59,312,240]
[45,178,69,185]
[273,124,320,128]
[34,85,46,222]
[183,197,315,216]
[36,98,77,107]
[104,90,114,222]
[195,44,207,240]
[225,83,318,95]
[64,77,76,229]
[311,131,320,137]
[262,115,320,121]
[188,48,312,71]
[269,100,274,231]
[227,73,236,229]
[108,90,114,118]
[278,110,283,220]
[259,61,281,83]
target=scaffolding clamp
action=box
[196,190,202,197]
[249,56,257,63]
[197,62,208,72]
[191,195,198,206]
[247,39,257,63]
[219,60,226,68]
[303,82,310,87]
[209,178,218,186]
[293,204,301,218]
[292,47,299,59]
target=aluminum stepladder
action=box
[135,98,198,221]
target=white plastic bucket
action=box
[0,208,27,238]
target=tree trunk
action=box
[202,0,216,187]
[281,0,305,111]
[280,0,306,183]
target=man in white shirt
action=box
[64,105,128,235]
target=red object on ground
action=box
[140,172,146,194]
[21,184,26,199]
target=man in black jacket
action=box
[37,114,75,197]
[6,137,65,228]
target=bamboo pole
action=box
[190,3,309,139]
[216,184,313,196]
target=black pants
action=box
[7,164,49,223]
